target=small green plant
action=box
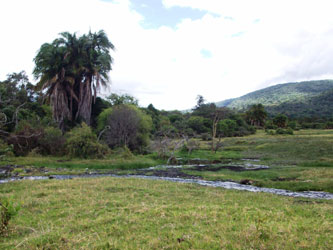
[0,197,20,235]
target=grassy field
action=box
[176,130,333,193]
[1,177,333,249]
[1,129,333,193]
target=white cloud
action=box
[1,0,333,110]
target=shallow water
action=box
[1,173,332,200]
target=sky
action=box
[1,0,333,110]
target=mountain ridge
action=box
[216,79,333,118]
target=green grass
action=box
[180,130,333,193]
[226,129,333,165]
[1,177,333,249]
[175,148,241,161]
[185,166,333,192]
[0,154,163,171]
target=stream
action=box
[1,170,333,200]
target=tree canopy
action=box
[33,30,114,130]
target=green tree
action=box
[245,104,267,127]
[33,30,114,130]
[217,119,237,137]
[273,114,288,128]
[100,105,152,151]
[187,116,208,134]
[106,93,138,106]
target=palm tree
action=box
[33,30,114,130]
[245,104,267,127]
[76,30,114,124]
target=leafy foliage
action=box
[102,105,152,152]
[7,121,43,156]
[106,93,138,106]
[0,197,20,235]
[33,30,114,130]
[38,127,66,156]
[273,114,288,128]
[245,104,267,127]
[65,123,109,158]
[0,139,13,159]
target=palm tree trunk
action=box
[76,78,92,125]
[51,84,71,131]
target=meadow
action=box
[180,129,333,193]
[1,129,333,249]
[1,177,333,249]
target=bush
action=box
[0,197,20,235]
[0,139,14,159]
[265,120,276,129]
[300,122,325,129]
[288,121,298,130]
[201,133,212,141]
[325,122,333,129]
[112,146,134,159]
[65,123,110,158]
[38,127,66,156]
[7,121,43,156]
[102,105,152,152]
[265,129,275,135]
[266,128,294,135]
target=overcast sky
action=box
[1,0,333,110]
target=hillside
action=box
[216,80,333,118]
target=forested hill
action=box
[216,80,333,118]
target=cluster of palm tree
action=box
[33,30,114,130]
[245,104,267,127]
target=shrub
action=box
[65,123,110,158]
[201,133,212,141]
[7,121,43,156]
[288,121,298,130]
[325,122,333,129]
[38,127,66,156]
[102,105,152,152]
[0,139,14,159]
[264,120,276,129]
[185,128,194,137]
[0,197,20,235]
[112,146,134,159]
[265,129,275,135]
